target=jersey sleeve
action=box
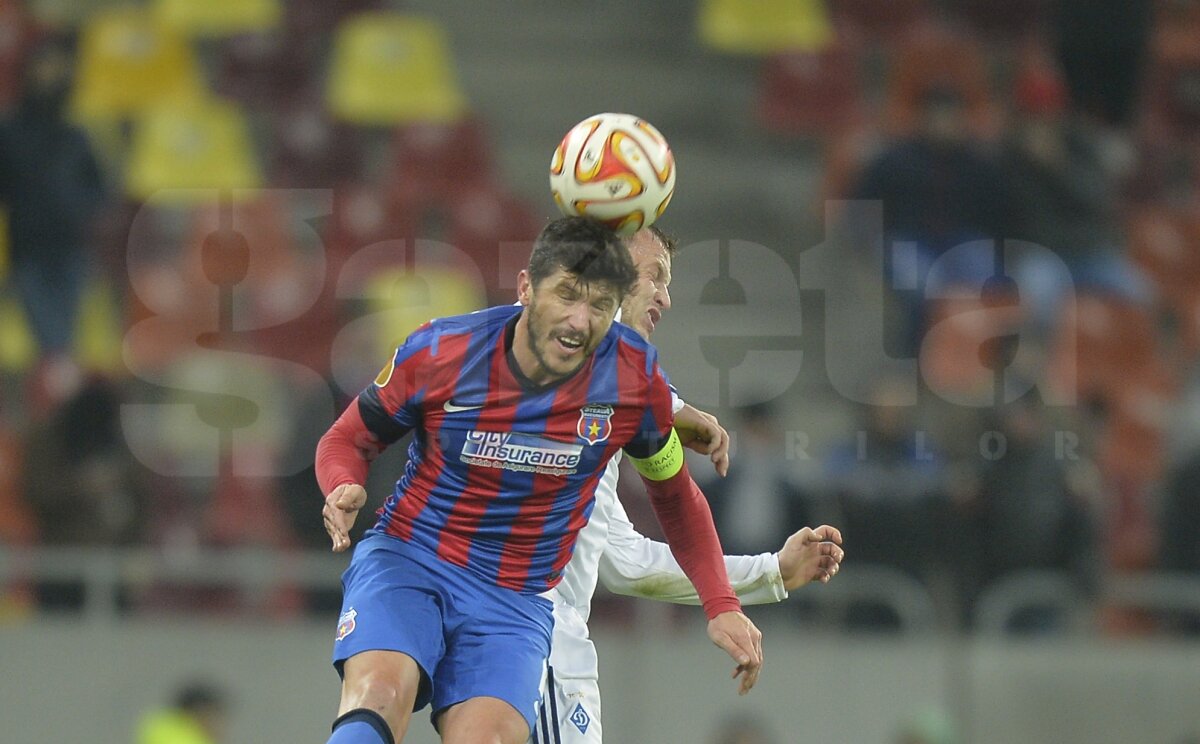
[355,325,434,446]
[598,494,788,605]
[621,357,676,463]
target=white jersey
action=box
[530,393,788,743]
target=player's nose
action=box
[657,284,671,310]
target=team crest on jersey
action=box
[576,404,614,445]
[336,608,357,641]
[570,702,591,734]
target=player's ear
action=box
[517,270,532,306]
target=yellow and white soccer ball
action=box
[549,112,676,236]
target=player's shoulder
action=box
[607,321,660,365]
[428,304,520,334]
[407,304,519,351]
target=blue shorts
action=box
[332,532,554,734]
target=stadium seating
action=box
[153,0,281,37]
[326,12,467,125]
[71,8,206,119]
[1047,293,1162,407]
[1127,205,1200,354]
[0,0,33,111]
[697,0,835,55]
[125,99,262,201]
[447,183,546,305]
[828,0,931,43]
[386,116,496,211]
[756,35,866,140]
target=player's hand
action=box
[707,611,763,695]
[673,404,730,477]
[777,525,843,591]
[324,483,367,552]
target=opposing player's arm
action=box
[598,490,788,605]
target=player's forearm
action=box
[640,465,740,619]
[601,548,787,606]
[315,401,381,495]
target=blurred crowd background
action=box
[2,0,1200,741]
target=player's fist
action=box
[323,483,367,553]
[707,611,763,696]
[777,525,843,591]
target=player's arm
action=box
[623,368,763,695]
[315,331,430,551]
[598,487,790,605]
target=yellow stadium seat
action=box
[327,12,467,125]
[0,208,8,281]
[75,277,124,374]
[0,294,36,373]
[698,0,834,54]
[126,99,262,202]
[365,266,484,357]
[72,8,206,119]
[153,0,281,37]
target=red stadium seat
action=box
[1047,293,1163,407]
[1127,205,1200,354]
[386,116,496,212]
[212,31,321,108]
[756,36,866,140]
[447,184,546,306]
[265,94,366,189]
[0,0,35,113]
[947,0,1051,42]
[828,0,931,45]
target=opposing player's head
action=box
[620,226,676,340]
[515,217,638,384]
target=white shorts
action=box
[529,665,603,744]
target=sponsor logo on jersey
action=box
[461,431,582,476]
[336,608,357,641]
[576,404,614,445]
[570,702,591,734]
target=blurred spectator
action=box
[1052,0,1153,129]
[847,85,1014,355]
[823,378,945,628]
[704,402,811,558]
[957,396,1100,631]
[0,36,107,410]
[1003,64,1152,336]
[1161,450,1200,574]
[136,680,229,744]
[824,379,944,579]
[707,713,777,744]
[23,377,149,548]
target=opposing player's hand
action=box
[707,611,763,695]
[673,404,730,477]
[324,483,367,552]
[777,525,843,591]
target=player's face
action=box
[516,268,620,384]
[619,229,672,340]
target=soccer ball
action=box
[549,112,676,236]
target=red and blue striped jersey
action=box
[357,304,676,594]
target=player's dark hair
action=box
[646,224,679,257]
[528,216,638,299]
